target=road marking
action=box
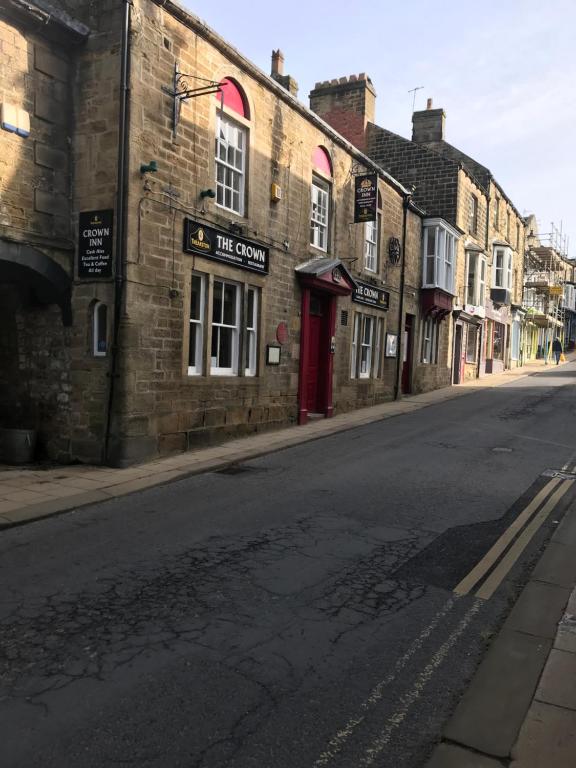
[313,598,457,767]
[476,479,574,599]
[359,599,483,766]
[454,476,562,596]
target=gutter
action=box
[394,193,412,399]
[104,0,131,465]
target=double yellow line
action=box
[455,468,575,600]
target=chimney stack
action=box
[412,97,445,143]
[308,74,376,151]
[270,49,298,97]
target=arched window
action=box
[93,301,108,357]
[310,146,333,252]
[215,78,249,215]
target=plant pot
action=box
[0,428,37,464]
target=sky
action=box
[184,0,576,256]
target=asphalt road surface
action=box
[2,365,576,768]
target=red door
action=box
[306,294,326,412]
[401,315,413,394]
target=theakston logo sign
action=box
[183,219,269,275]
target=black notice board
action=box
[78,210,114,278]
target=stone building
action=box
[1,0,448,466]
[308,85,526,382]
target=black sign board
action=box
[352,280,389,311]
[354,173,378,223]
[78,210,114,278]
[183,219,269,275]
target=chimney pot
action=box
[427,98,433,110]
[271,49,284,77]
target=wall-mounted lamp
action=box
[200,188,216,199]
[140,160,158,174]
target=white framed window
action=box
[466,325,478,363]
[364,218,378,272]
[244,286,258,376]
[188,273,205,375]
[215,114,246,215]
[93,302,108,357]
[310,176,330,251]
[493,247,512,289]
[211,279,240,375]
[421,316,438,364]
[469,194,478,235]
[465,251,487,306]
[351,313,379,378]
[359,315,374,378]
[351,314,360,378]
[422,219,459,293]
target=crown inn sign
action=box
[352,279,390,311]
[183,219,269,274]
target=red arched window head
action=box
[217,78,249,119]
[312,146,332,177]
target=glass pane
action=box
[189,323,198,368]
[426,255,435,285]
[213,281,223,323]
[219,327,233,367]
[211,326,219,360]
[97,304,107,352]
[223,283,236,325]
[427,228,436,256]
[247,289,254,329]
[190,275,202,320]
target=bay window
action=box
[422,219,459,293]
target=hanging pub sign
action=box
[78,210,114,278]
[183,219,269,275]
[354,173,378,223]
[352,279,390,311]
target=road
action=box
[2,365,576,767]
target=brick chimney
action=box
[271,49,298,97]
[308,74,376,151]
[412,97,445,143]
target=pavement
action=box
[2,353,576,767]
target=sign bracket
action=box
[162,63,223,137]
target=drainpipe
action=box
[394,193,412,400]
[104,0,131,464]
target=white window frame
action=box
[375,317,384,378]
[188,273,205,375]
[469,194,478,235]
[465,251,487,306]
[310,176,330,252]
[493,247,512,289]
[421,316,437,364]
[351,314,360,378]
[92,301,107,357]
[364,218,378,273]
[359,315,374,378]
[244,286,258,377]
[211,279,240,375]
[466,325,478,363]
[215,114,246,216]
[422,219,459,293]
